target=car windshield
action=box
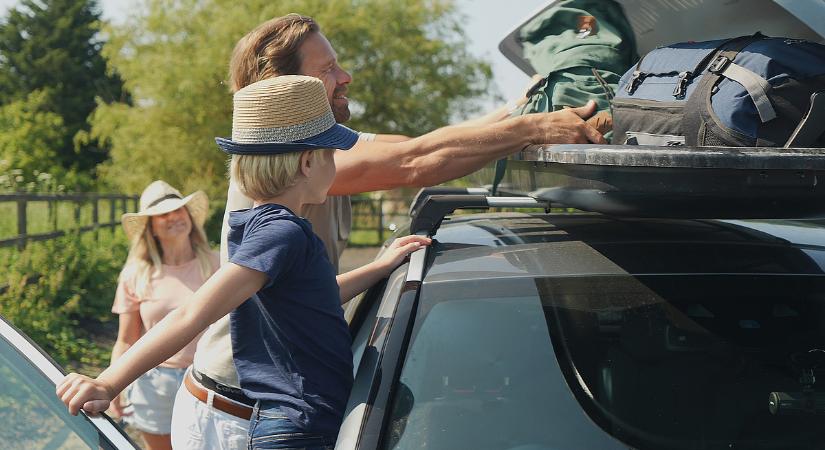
[0,332,106,449]
[383,274,825,450]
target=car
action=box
[334,1,825,449]
[336,193,825,450]
[0,315,139,450]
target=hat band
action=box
[146,193,182,209]
[231,110,335,144]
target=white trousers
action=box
[170,381,249,450]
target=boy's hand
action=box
[56,373,116,416]
[376,235,432,270]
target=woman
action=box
[110,180,219,450]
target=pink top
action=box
[112,251,220,369]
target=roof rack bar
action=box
[408,186,490,216]
[409,194,549,235]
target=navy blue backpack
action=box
[612,34,825,148]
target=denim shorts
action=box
[247,403,333,450]
[125,366,187,434]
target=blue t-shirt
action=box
[227,203,353,437]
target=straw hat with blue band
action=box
[215,75,359,155]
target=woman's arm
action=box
[108,311,142,417]
[57,263,268,415]
[337,235,431,303]
[110,311,142,363]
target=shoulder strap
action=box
[682,34,766,146]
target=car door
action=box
[0,315,138,450]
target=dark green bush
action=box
[0,229,129,372]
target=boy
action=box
[57,75,430,448]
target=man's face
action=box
[298,32,352,123]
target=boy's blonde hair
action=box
[230,149,334,201]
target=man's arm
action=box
[329,101,603,196]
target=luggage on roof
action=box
[482,1,825,219]
[612,34,825,148]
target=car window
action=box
[0,333,118,449]
[383,274,825,450]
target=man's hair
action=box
[229,13,319,93]
[230,149,333,201]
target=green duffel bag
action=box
[514,0,637,116]
[494,0,637,194]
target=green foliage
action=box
[0,0,127,177]
[92,0,495,199]
[0,230,129,371]
[0,90,70,186]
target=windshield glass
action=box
[383,274,825,450]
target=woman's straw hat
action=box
[121,180,209,241]
[215,75,359,155]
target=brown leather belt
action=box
[184,371,253,420]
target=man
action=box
[171,14,605,450]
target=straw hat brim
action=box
[215,123,359,155]
[121,190,209,241]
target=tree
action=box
[90,0,495,199]
[0,90,67,189]
[0,0,126,178]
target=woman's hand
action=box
[56,373,116,416]
[375,235,432,271]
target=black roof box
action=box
[475,145,825,219]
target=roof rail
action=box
[409,194,549,235]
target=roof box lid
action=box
[500,0,825,76]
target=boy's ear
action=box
[299,151,314,178]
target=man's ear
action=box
[298,150,314,178]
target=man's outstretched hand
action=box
[531,100,608,145]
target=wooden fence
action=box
[350,194,412,246]
[0,193,139,249]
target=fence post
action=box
[74,199,82,229]
[110,198,116,231]
[16,198,27,250]
[49,199,57,231]
[92,195,100,241]
[377,196,384,242]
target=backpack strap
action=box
[784,91,825,148]
[707,55,777,122]
[682,34,766,146]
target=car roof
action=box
[423,212,825,283]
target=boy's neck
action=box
[253,189,306,216]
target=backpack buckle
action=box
[708,55,731,74]
[626,70,646,95]
[673,71,692,98]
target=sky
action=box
[0,0,548,103]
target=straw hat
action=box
[121,180,209,241]
[215,75,359,155]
